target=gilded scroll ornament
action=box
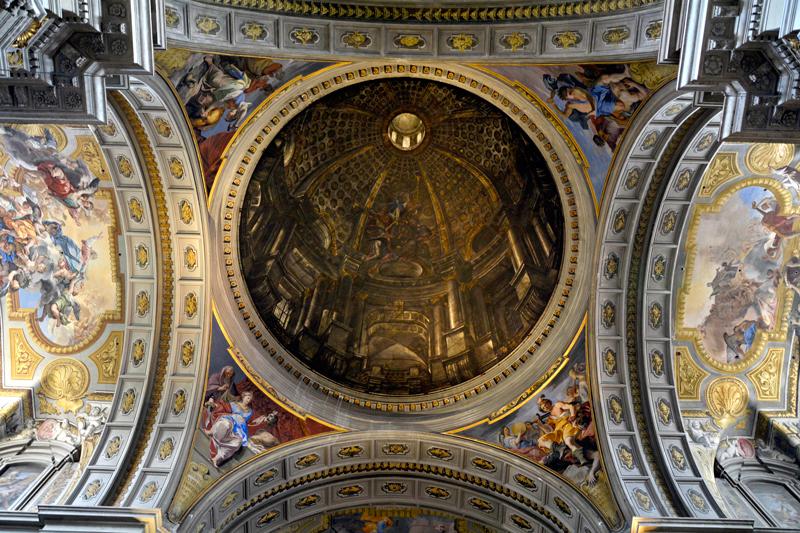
[511,516,532,531]
[675,169,692,191]
[676,347,708,401]
[642,131,658,149]
[612,209,627,233]
[657,398,672,424]
[745,143,794,174]
[625,167,641,189]
[604,252,619,279]
[645,20,662,40]
[180,341,195,367]
[698,152,741,198]
[746,348,782,401]
[168,463,212,520]
[471,457,496,472]
[427,447,453,460]
[705,377,749,429]
[12,18,45,49]
[397,35,421,48]
[383,443,409,455]
[69,136,111,178]
[179,200,194,224]
[195,16,220,36]
[669,445,686,470]
[37,392,59,414]
[165,8,180,29]
[99,122,117,136]
[650,350,664,377]
[688,490,709,513]
[295,494,319,509]
[633,488,652,511]
[7,50,23,68]
[9,329,43,380]
[382,482,406,493]
[337,445,363,458]
[695,133,715,151]
[257,512,279,526]
[88,331,123,384]
[665,103,683,116]
[660,210,677,234]
[514,473,537,490]
[337,485,363,497]
[185,293,198,318]
[38,358,90,414]
[343,31,367,49]
[134,88,153,102]
[608,396,623,424]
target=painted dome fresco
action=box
[239,78,563,396]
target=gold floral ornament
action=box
[689,490,708,513]
[650,349,664,377]
[99,122,117,136]
[657,398,672,424]
[82,479,103,500]
[608,396,624,424]
[179,200,194,225]
[136,291,150,317]
[131,339,145,367]
[180,341,194,367]
[295,453,319,468]
[140,482,158,503]
[153,117,172,137]
[195,16,220,36]
[257,512,279,526]
[471,457,496,472]
[503,32,527,52]
[134,88,153,102]
[618,445,634,469]
[338,485,363,497]
[613,208,627,233]
[514,473,536,490]
[185,292,198,318]
[603,26,630,45]
[38,358,90,415]
[383,443,408,455]
[603,348,617,375]
[705,377,750,429]
[642,131,659,149]
[398,35,420,48]
[605,252,619,279]
[243,22,266,42]
[88,331,123,384]
[553,30,580,50]
[601,301,615,329]
[169,156,184,179]
[7,50,23,68]
[652,255,666,281]
[343,31,367,49]
[649,302,663,329]
[185,246,198,270]
[135,244,148,268]
[511,516,532,531]
[165,8,180,29]
[37,393,59,414]
[337,445,363,458]
[669,445,686,470]
[291,28,315,46]
[255,468,278,485]
[427,447,453,460]
[695,132,715,151]
[450,33,475,52]
[382,482,406,493]
[128,198,144,223]
[221,491,238,509]
[660,210,677,234]
[646,20,663,40]
[121,388,136,415]
[554,497,571,516]
[295,494,319,509]
[633,488,652,511]
[745,143,794,174]
[117,156,134,178]
[676,348,708,401]
[675,169,692,191]
[172,389,186,416]
[469,497,492,512]
[665,103,683,116]
[105,436,122,459]
[425,486,450,499]
[746,348,782,401]
[158,437,174,461]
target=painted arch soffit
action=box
[206,60,596,432]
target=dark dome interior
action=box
[239,78,563,396]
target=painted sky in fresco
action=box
[480,63,660,209]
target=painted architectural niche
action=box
[240,79,563,396]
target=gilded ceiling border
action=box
[208,60,593,427]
